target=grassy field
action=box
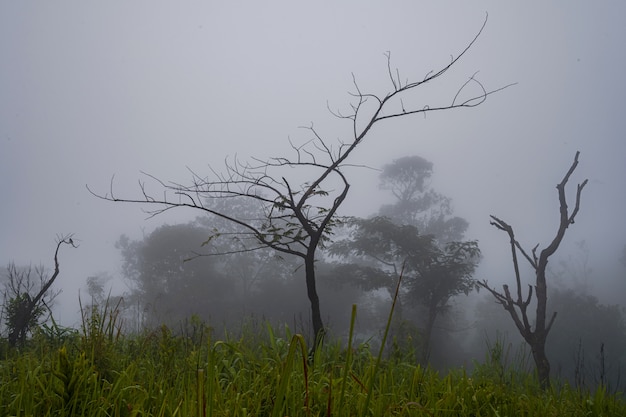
[0,304,624,417]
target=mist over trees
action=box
[378,155,469,244]
[116,223,240,329]
[89,17,510,348]
[0,11,622,397]
[2,4,626,413]
[115,217,378,338]
[85,152,626,393]
[1,151,624,395]
[110,154,483,367]
[329,155,481,363]
[470,285,626,393]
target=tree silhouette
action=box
[89,15,512,346]
[330,216,480,361]
[117,223,239,329]
[2,236,77,347]
[379,155,469,243]
[479,151,588,389]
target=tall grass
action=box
[0,298,624,416]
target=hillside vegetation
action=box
[1,305,624,417]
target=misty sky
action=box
[1,2,625,325]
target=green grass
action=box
[0,305,624,416]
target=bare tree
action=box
[2,235,77,347]
[479,152,588,388]
[89,16,512,345]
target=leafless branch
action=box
[479,152,587,389]
[89,14,510,344]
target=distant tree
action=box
[117,223,240,329]
[1,236,77,347]
[86,274,107,305]
[330,154,479,361]
[90,16,511,345]
[117,218,366,336]
[479,151,588,389]
[192,197,297,309]
[330,216,480,361]
[379,155,468,243]
[81,272,128,330]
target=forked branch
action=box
[479,151,588,389]
[89,15,510,346]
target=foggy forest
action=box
[1,2,625,415]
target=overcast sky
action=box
[1,2,625,325]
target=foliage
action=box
[1,264,49,345]
[194,198,305,305]
[331,217,480,298]
[405,239,481,301]
[1,237,77,347]
[472,332,534,387]
[329,153,481,363]
[117,222,241,329]
[330,216,480,362]
[0,314,624,416]
[5,293,45,345]
[116,220,375,341]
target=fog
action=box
[1,1,625,372]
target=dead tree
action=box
[89,15,512,346]
[479,152,588,388]
[3,236,77,347]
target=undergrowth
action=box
[0,301,624,416]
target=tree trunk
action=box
[532,267,551,389]
[304,252,325,347]
[530,335,551,389]
[421,301,438,364]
